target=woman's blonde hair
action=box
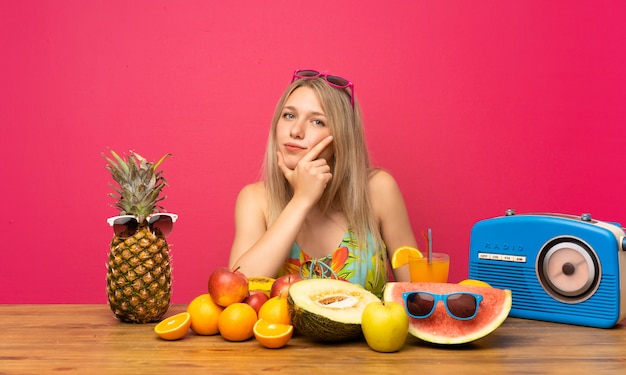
[262,77,386,276]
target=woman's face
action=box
[276,86,334,169]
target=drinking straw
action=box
[428,228,433,264]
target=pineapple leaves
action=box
[153,153,172,171]
[104,149,172,217]
[107,149,130,175]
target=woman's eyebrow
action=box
[282,106,326,117]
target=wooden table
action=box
[1,304,625,374]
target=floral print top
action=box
[277,228,388,298]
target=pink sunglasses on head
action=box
[291,69,355,107]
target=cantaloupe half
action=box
[287,279,380,342]
[384,282,512,345]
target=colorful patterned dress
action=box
[277,228,388,297]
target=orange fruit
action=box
[253,318,293,349]
[186,293,224,335]
[459,279,492,288]
[391,246,423,269]
[258,294,291,325]
[154,312,191,340]
[217,302,257,341]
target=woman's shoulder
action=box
[367,168,410,224]
[236,181,267,203]
[368,168,400,193]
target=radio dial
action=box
[537,237,600,303]
[562,262,575,276]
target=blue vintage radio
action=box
[468,210,626,328]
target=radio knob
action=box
[562,262,576,275]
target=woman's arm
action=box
[229,137,334,277]
[369,170,418,282]
[228,182,309,277]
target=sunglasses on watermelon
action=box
[291,69,354,107]
[402,291,484,320]
[106,213,178,239]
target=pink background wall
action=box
[1,1,624,304]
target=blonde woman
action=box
[229,69,417,297]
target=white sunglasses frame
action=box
[106,213,179,226]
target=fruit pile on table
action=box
[155,268,299,349]
[153,263,511,352]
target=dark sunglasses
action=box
[291,69,355,107]
[106,213,178,239]
[402,291,484,320]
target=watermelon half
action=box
[383,282,512,345]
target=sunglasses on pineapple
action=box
[402,291,484,321]
[291,69,355,107]
[106,213,178,238]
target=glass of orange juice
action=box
[408,253,450,283]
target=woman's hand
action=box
[277,135,334,207]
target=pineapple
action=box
[104,150,174,323]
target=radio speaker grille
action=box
[469,261,618,319]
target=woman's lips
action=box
[284,143,306,152]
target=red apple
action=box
[243,290,270,315]
[270,274,303,298]
[208,267,249,307]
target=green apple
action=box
[361,301,409,352]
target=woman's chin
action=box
[281,155,301,170]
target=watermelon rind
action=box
[383,282,512,345]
